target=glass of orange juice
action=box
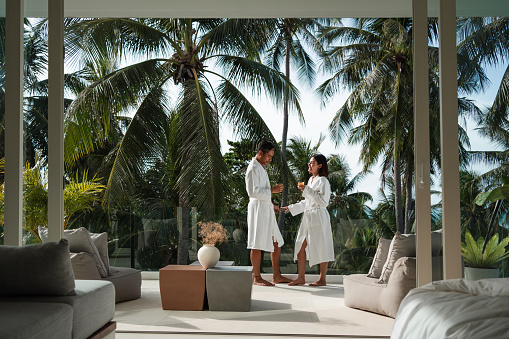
[298,182,305,187]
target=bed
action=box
[391,278,509,339]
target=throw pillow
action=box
[378,232,416,284]
[0,239,76,296]
[367,238,392,278]
[39,226,108,278]
[89,232,110,274]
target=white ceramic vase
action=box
[197,244,220,268]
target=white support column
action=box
[439,0,462,279]
[413,0,432,287]
[47,0,65,242]
[4,0,24,246]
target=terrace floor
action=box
[114,276,394,339]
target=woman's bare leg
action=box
[288,239,307,286]
[309,262,328,286]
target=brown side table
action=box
[159,265,206,310]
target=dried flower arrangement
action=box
[198,221,229,245]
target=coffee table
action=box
[159,265,206,310]
[206,266,254,311]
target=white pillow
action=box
[39,226,108,278]
[378,232,416,284]
[367,238,391,278]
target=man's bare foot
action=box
[309,280,326,286]
[288,278,306,286]
[272,275,292,284]
[254,276,275,286]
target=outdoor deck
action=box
[114,278,394,339]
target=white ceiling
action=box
[1,0,508,18]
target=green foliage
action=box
[474,175,509,206]
[0,155,105,241]
[461,230,509,268]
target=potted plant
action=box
[197,221,229,268]
[461,230,509,280]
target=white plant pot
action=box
[197,244,220,269]
[464,267,499,280]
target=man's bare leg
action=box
[251,249,274,286]
[288,239,307,286]
[271,242,292,283]
[309,262,328,286]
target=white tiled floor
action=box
[114,279,394,338]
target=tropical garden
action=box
[0,16,508,276]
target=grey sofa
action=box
[40,227,142,303]
[0,239,116,339]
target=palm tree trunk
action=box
[394,146,404,234]
[404,164,413,234]
[277,23,292,232]
[177,83,191,265]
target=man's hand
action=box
[273,204,281,214]
[271,184,284,194]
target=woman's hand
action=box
[280,206,289,213]
[297,183,306,191]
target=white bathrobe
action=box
[288,176,334,267]
[245,157,284,252]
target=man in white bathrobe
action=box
[246,140,292,286]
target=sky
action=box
[219,60,509,208]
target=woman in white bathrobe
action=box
[282,154,334,286]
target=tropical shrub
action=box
[461,230,509,268]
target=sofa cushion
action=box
[70,252,103,280]
[39,226,108,278]
[367,237,391,278]
[0,302,73,339]
[379,232,415,284]
[377,231,442,283]
[89,231,110,273]
[0,280,115,339]
[0,239,76,296]
[104,266,142,302]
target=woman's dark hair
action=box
[257,140,275,153]
[312,154,329,177]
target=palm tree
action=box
[62,18,303,264]
[258,18,331,231]
[318,18,482,233]
[327,154,372,221]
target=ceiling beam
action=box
[2,0,507,18]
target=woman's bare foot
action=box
[253,276,275,286]
[309,280,326,286]
[272,275,292,284]
[288,278,306,286]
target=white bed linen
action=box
[391,278,509,339]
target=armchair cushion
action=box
[39,227,108,278]
[89,231,110,273]
[0,239,76,296]
[367,237,391,278]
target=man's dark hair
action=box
[312,154,329,177]
[257,140,275,154]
